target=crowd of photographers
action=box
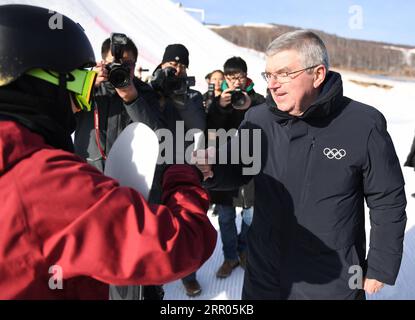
[73,33,259,298]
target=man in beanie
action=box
[150,44,206,297]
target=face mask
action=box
[26,68,97,111]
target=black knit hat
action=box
[162,44,189,67]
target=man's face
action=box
[265,50,318,116]
[161,61,187,77]
[224,72,247,91]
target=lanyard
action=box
[94,104,107,160]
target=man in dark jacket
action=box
[74,36,162,172]
[149,44,207,297]
[199,30,407,299]
[207,57,265,279]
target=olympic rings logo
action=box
[323,148,347,160]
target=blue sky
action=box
[176,0,415,46]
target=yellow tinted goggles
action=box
[26,68,97,111]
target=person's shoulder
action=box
[244,101,269,121]
[133,78,153,91]
[188,88,203,98]
[344,98,387,130]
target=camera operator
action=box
[203,70,224,112]
[149,44,206,297]
[74,35,164,300]
[74,35,162,172]
[207,57,265,279]
[150,44,205,134]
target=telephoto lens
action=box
[107,64,130,88]
[231,89,247,109]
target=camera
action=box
[105,33,131,88]
[231,88,247,109]
[204,83,215,110]
[151,66,195,96]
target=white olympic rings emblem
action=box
[323,148,347,160]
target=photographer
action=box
[150,44,205,134]
[74,35,162,172]
[150,44,207,297]
[203,70,224,113]
[207,57,265,279]
[74,35,164,300]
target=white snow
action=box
[242,23,276,29]
[1,0,414,300]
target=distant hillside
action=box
[209,24,415,77]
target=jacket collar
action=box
[221,78,255,93]
[267,71,345,124]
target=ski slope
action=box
[0,0,267,93]
[0,0,413,300]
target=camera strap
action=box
[94,103,107,160]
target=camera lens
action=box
[108,66,130,88]
[231,90,247,109]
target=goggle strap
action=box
[26,68,96,112]
[27,69,91,96]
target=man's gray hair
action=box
[266,30,330,70]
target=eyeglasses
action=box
[261,65,319,84]
[26,68,97,111]
[225,73,247,82]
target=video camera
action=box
[230,88,247,109]
[105,33,131,88]
[151,67,195,96]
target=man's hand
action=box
[115,63,138,104]
[191,147,216,181]
[219,88,233,108]
[94,61,109,88]
[363,278,385,294]
[116,83,138,104]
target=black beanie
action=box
[162,44,189,67]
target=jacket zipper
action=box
[299,137,315,207]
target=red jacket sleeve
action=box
[18,150,217,286]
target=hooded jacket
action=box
[0,120,216,299]
[207,71,407,299]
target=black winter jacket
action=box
[206,71,407,299]
[74,78,162,171]
[207,84,265,208]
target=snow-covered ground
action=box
[1,0,413,300]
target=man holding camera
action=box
[74,35,162,172]
[207,57,265,279]
[149,44,207,297]
[150,44,205,134]
[74,35,164,300]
